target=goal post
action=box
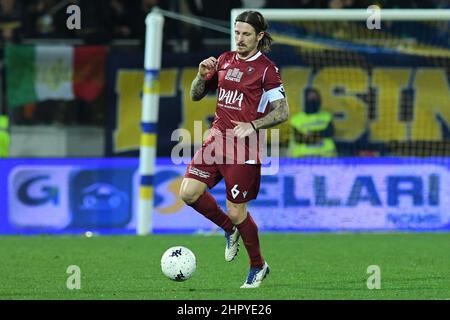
[137,9,164,235]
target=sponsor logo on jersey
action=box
[247,66,255,74]
[218,88,244,108]
[225,68,243,82]
[188,167,211,179]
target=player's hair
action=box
[235,10,273,53]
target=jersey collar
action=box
[235,51,262,62]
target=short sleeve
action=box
[204,73,218,93]
[203,54,225,93]
[263,64,285,102]
[263,64,282,91]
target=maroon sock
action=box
[236,213,264,268]
[188,192,234,234]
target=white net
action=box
[246,10,450,157]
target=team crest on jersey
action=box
[225,68,243,82]
[246,66,255,74]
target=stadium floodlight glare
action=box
[230,9,450,51]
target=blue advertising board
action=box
[1,157,450,234]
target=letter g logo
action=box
[17,175,59,206]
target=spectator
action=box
[186,0,241,35]
[328,0,362,9]
[265,0,327,8]
[241,0,266,8]
[110,0,139,39]
[432,0,450,8]
[382,0,435,8]
[73,0,112,43]
[134,0,178,49]
[187,0,241,22]
[0,0,23,43]
[23,0,57,38]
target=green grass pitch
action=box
[0,233,449,299]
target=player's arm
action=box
[232,65,289,138]
[232,98,289,139]
[190,56,217,101]
[252,98,289,130]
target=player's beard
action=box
[237,43,256,59]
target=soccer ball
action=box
[161,246,196,281]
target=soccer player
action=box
[179,10,289,288]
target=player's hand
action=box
[231,120,256,139]
[198,57,217,79]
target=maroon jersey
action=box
[203,51,285,164]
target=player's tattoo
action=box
[252,98,289,130]
[190,74,208,101]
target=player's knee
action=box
[227,210,240,223]
[179,188,201,205]
[227,202,247,224]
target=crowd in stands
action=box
[1,0,448,45]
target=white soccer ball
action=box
[161,246,196,281]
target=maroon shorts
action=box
[185,147,261,204]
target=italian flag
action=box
[5,44,107,107]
